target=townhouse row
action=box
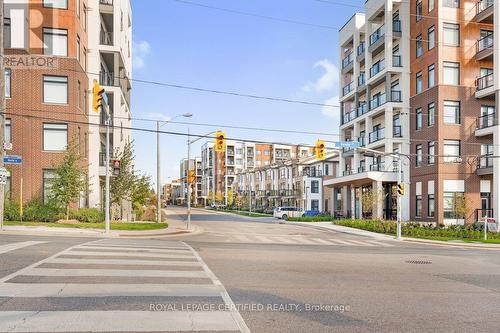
[3,0,132,216]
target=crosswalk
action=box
[0,241,47,254]
[0,239,249,332]
[209,233,395,247]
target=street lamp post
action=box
[156,113,192,224]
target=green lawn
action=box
[217,209,272,218]
[4,221,168,231]
[413,236,500,244]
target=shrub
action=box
[70,208,104,223]
[288,216,335,222]
[23,198,63,222]
[4,200,21,221]
[141,205,167,222]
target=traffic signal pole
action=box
[397,156,402,240]
[105,106,110,233]
[187,128,191,230]
[0,0,5,232]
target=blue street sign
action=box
[334,141,361,149]
[4,155,22,165]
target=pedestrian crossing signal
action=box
[215,131,226,153]
[315,140,326,161]
[188,170,196,184]
[397,184,405,196]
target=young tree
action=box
[227,189,234,207]
[131,174,152,211]
[50,141,87,220]
[215,191,224,204]
[110,141,135,219]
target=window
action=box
[428,26,435,50]
[43,123,68,151]
[416,35,423,57]
[416,195,422,217]
[43,170,58,204]
[83,5,87,31]
[43,75,68,104]
[428,102,435,126]
[76,35,80,62]
[416,1,423,21]
[4,18,10,49]
[416,72,423,94]
[428,0,434,12]
[76,0,80,17]
[416,145,423,167]
[428,195,435,217]
[5,171,11,200]
[444,101,460,124]
[444,192,465,220]
[416,108,423,130]
[43,28,68,56]
[5,68,11,98]
[236,148,242,155]
[43,0,68,9]
[324,164,329,176]
[5,119,11,143]
[428,64,435,88]
[443,0,459,8]
[443,23,460,46]
[311,181,319,194]
[443,140,460,163]
[311,200,319,211]
[443,62,459,85]
[428,141,435,165]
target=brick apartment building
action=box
[333,0,500,225]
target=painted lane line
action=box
[76,245,191,254]
[0,311,240,332]
[364,240,394,247]
[272,236,296,244]
[63,251,195,259]
[23,268,209,278]
[233,235,252,243]
[254,235,274,243]
[47,258,203,266]
[345,240,373,246]
[327,239,357,245]
[183,242,250,333]
[0,241,47,254]
[0,283,224,298]
[312,238,337,245]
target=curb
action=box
[195,208,275,221]
[286,221,396,240]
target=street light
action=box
[156,113,193,224]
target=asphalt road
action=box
[0,207,499,332]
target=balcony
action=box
[477,155,493,175]
[99,71,118,87]
[370,59,385,78]
[369,128,385,144]
[342,81,354,97]
[342,169,354,177]
[475,0,494,23]
[342,108,356,125]
[100,0,113,4]
[476,113,497,136]
[393,125,402,138]
[357,103,368,117]
[357,166,366,173]
[369,26,385,55]
[369,93,386,110]
[226,149,235,156]
[476,73,495,98]
[342,52,354,73]
[358,72,366,87]
[390,90,402,102]
[357,42,365,62]
[369,163,385,172]
[392,55,402,67]
[301,169,323,177]
[100,30,113,46]
[392,20,401,37]
[476,34,493,60]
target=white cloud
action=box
[147,112,171,122]
[302,59,339,93]
[133,41,151,69]
[322,95,339,118]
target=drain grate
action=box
[405,260,432,265]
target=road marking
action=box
[312,238,336,245]
[0,311,240,332]
[234,235,252,243]
[254,235,274,243]
[0,241,46,254]
[83,244,190,250]
[64,250,195,259]
[345,240,373,246]
[48,258,203,266]
[364,240,394,247]
[184,242,250,333]
[0,283,223,298]
[293,237,318,245]
[24,268,208,278]
[327,239,356,245]
[272,236,296,244]
[76,245,191,254]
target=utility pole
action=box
[187,128,191,230]
[396,156,402,240]
[156,121,161,224]
[104,95,111,233]
[0,0,5,231]
[212,148,216,204]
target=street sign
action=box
[4,155,22,165]
[334,141,361,149]
[0,167,8,185]
[3,142,12,151]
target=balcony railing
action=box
[478,155,494,169]
[100,0,113,5]
[370,26,385,46]
[99,71,117,86]
[477,113,497,129]
[342,52,353,69]
[343,81,354,96]
[370,163,385,171]
[477,34,493,53]
[358,72,366,86]
[369,93,386,110]
[476,73,494,91]
[476,0,494,15]
[343,169,353,177]
[358,166,366,173]
[301,169,323,177]
[393,125,402,137]
[391,90,402,102]
[100,30,113,46]
[342,109,356,124]
[369,128,385,143]
[392,20,401,33]
[393,55,402,67]
[370,59,385,77]
[357,103,368,116]
[357,42,365,56]
[358,136,366,147]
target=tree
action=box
[110,141,135,219]
[131,174,152,211]
[50,141,87,220]
[215,191,224,204]
[453,193,471,225]
[227,189,234,207]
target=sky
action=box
[130,0,365,185]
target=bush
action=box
[4,200,21,221]
[70,208,104,223]
[288,216,335,222]
[141,205,167,222]
[23,198,63,222]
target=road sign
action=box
[4,155,22,165]
[334,141,361,149]
[0,167,8,185]
[3,142,12,151]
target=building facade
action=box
[179,157,202,205]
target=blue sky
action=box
[130,0,364,185]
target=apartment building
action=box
[4,0,90,206]
[179,157,202,205]
[87,0,132,213]
[327,0,412,221]
[234,154,338,212]
[200,139,313,205]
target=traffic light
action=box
[397,184,405,196]
[92,80,105,113]
[215,131,226,153]
[112,159,121,176]
[315,140,326,161]
[188,170,196,184]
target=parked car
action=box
[273,207,304,220]
[210,203,226,210]
[303,210,321,217]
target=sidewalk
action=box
[287,221,500,250]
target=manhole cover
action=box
[405,260,432,265]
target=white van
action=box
[273,207,304,220]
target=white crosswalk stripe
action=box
[0,241,47,254]
[0,239,249,333]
